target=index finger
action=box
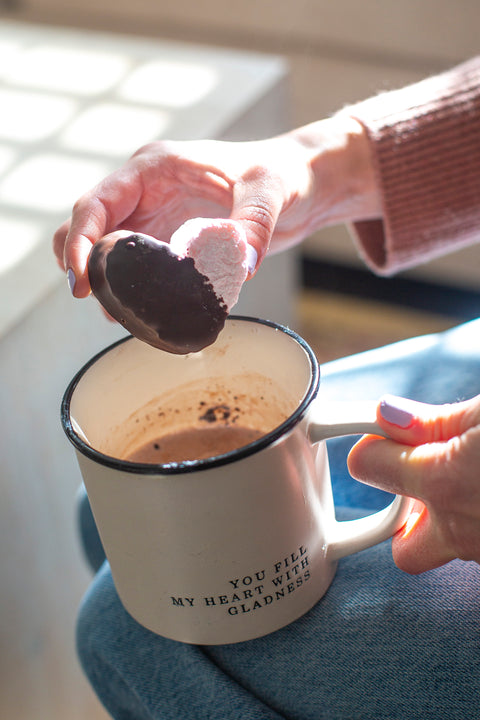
[62,196,111,297]
[60,170,143,297]
[375,394,480,446]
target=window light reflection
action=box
[60,102,170,156]
[0,215,43,273]
[118,60,218,107]
[0,153,111,213]
[0,143,18,177]
[4,45,130,96]
[440,323,480,358]
[0,39,23,80]
[0,88,77,143]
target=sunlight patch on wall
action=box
[0,153,111,213]
[0,214,43,272]
[118,60,218,108]
[3,45,131,96]
[60,102,170,156]
[0,143,18,177]
[0,88,77,143]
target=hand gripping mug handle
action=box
[308,399,414,562]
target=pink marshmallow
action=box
[170,218,252,310]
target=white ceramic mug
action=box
[62,316,413,645]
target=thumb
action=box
[391,500,457,574]
[375,393,480,445]
[230,168,283,276]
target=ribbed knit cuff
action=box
[345,57,480,275]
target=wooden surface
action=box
[296,289,456,364]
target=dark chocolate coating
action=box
[88,233,228,354]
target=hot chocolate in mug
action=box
[62,316,413,645]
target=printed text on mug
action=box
[170,545,310,616]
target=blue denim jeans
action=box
[76,319,480,720]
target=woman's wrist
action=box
[289,115,381,232]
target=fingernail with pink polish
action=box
[67,268,76,295]
[380,395,415,428]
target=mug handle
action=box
[308,399,415,562]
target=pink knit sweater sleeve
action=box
[346,57,480,276]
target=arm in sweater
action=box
[346,57,480,275]
[55,58,480,293]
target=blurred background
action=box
[0,2,479,719]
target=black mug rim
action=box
[61,316,320,475]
